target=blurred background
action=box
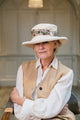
[0,0,80,87]
[0,0,80,119]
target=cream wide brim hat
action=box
[22,35,67,48]
[22,23,67,48]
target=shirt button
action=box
[39,87,42,90]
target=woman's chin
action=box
[39,56,49,60]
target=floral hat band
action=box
[31,29,57,37]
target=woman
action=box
[11,23,75,120]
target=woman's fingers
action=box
[10,87,19,103]
[59,104,68,115]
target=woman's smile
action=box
[39,50,47,54]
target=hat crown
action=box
[31,23,57,37]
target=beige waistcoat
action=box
[22,60,75,120]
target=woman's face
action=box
[34,41,58,60]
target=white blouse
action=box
[14,57,73,120]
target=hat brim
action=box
[22,35,67,48]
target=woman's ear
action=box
[53,41,58,53]
[54,41,58,48]
[54,41,58,45]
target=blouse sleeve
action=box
[14,65,24,119]
[14,65,33,120]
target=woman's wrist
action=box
[16,96,25,106]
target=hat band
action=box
[31,29,57,37]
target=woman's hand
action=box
[10,87,25,106]
[59,104,68,115]
[11,87,19,103]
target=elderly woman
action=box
[11,23,75,120]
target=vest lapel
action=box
[23,61,38,100]
[37,67,58,98]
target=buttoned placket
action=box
[32,65,51,99]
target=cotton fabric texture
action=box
[14,57,75,120]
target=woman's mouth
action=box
[39,51,47,54]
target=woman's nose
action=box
[39,43,44,49]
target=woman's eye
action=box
[35,43,40,45]
[43,42,48,44]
